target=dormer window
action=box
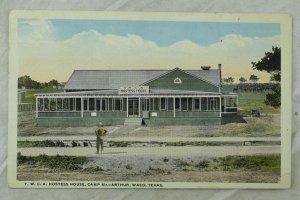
[174,77,182,84]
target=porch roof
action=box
[35,89,222,97]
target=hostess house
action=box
[35,65,238,126]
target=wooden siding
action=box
[144,68,219,92]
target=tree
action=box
[223,77,234,84]
[239,77,247,84]
[48,79,59,87]
[18,75,41,89]
[249,74,259,83]
[252,46,280,82]
[251,46,281,108]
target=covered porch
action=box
[35,90,238,126]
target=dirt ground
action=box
[17,151,281,183]
[17,167,280,183]
[16,112,281,183]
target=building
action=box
[35,65,238,126]
[18,89,33,112]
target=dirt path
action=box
[17,135,281,143]
[18,145,280,157]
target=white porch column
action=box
[126,97,129,117]
[42,97,44,111]
[219,96,222,117]
[138,97,141,117]
[153,97,155,111]
[224,97,226,113]
[199,97,201,111]
[236,95,239,106]
[80,97,83,118]
[35,97,38,118]
[173,97,176,118]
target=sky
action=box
[17,18,280,83]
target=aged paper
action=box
[8,10,291,188]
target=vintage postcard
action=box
[8,11,291,188]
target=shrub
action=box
[174,159,190,167]
[148,166,166,174]
[55,140,65,147]
[195,160,209,168]
[17,153,87,171]
[72,141,78,147]
[83,166,104,172]
[125,164,133,170]
[83,141,89,147]
[218,155,281,173]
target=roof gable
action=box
[142,68,220,92]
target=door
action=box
[128,98,139,117]
[210,99,217,111]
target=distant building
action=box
[18,89,33,112]
[35,65,238,126]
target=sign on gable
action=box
[118,86,149,94]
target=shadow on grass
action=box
[221,114,247,125]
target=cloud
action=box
[18,19,54,41]
[18,21,280,83]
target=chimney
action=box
[201,66,211,70]
[218,64,222,86]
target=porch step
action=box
[124,118,143,126]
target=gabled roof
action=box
[64,68,220,90]
[142,67,220,87]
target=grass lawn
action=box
[23,88,64,108]
[238,92,280,114]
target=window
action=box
[44,98,49,111]
[175,98,180,110]
[154,98,160,110]
[188,98,192,111]
[181,98,188,111]
[168,98,173,110]
[208,97,219,111]
[115,98,123,111]
[201,98,207,111]
[226,97,237,107]
[101,99,107,111]
[50,98,56,111]
[108,98,113,111]
[150,98,154,111]
[38,98,43,111]
[209,98,218,111]
[174,77,182,84]
[63,98,69,111]
[160,98,166,110]
[194,98,200,111]
[75,98,81,111]
[141,98,150,111]
[69,98,74,111]
[57,98,62,111]
[83,99,88,111]
[89,98,95,111]
[96,99,101,111]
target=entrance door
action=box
[128,98,139,117]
